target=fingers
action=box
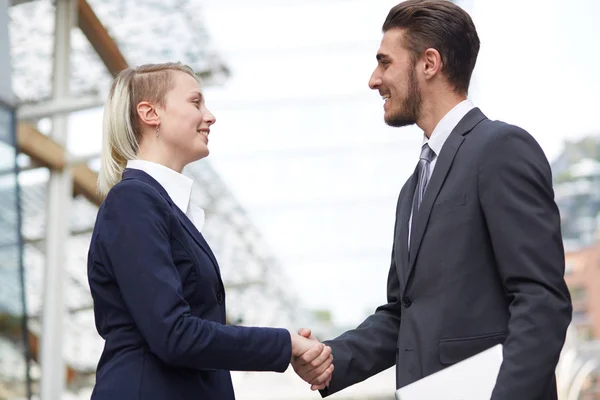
[290,332,319,357]
[309,353,333,383]
[295,338,324,361]
[298,328,314,340]
[303,343,331,368]
[292,347,333,387]
[311,363,334,391]
[289,330,334,391]
[298,328,310,336]
[301,348,332,383]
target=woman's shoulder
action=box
[99,178,171,220]
[90,178,173,259]
[109,178,161,198]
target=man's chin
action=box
[385,114,416,128]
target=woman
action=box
[88,62,332,399]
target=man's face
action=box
[368,28,422,128]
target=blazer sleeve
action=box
[478,126,572,400]
[320,200,404,397]
[92,180,291,372]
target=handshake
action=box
[289,328,334,391]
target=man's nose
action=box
[369,71,382,90]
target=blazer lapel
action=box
[396,170,418,286]
[173,207,223,283]
[406,108,486,280]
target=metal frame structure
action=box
[38,0,77,397]
[0,0,30,396]
[0,98,32,400]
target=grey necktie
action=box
[410,143,436,247]
[413,143,436,212]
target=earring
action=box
[156,124,160,138]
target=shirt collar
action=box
[126,159,193,214]
[423,99,475,156]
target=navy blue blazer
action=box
[87,168,291,400]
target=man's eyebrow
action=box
[376,53,390,62]
[190,91,203,100]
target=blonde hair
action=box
[98,62,200,195]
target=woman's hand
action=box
[289,331,334,390]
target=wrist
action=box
[289,331,297,360]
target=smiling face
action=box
[156,70,216,165]
[368,28,422,128]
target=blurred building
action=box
[553,137,600,251]
[553,137,600,399]
[565,245,600,341]
[552,136,600,340]
[557,326,600,400]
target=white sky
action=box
[68,0,600,328]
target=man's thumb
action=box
[298,328,313,339]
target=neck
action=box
[136,144,186,173]
[417,91,467,138]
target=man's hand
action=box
[290,328,333,391]
[298,327,316,340]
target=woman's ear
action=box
[137,101,160,128]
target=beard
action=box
[384,64,422,128]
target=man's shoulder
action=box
[467,116,549,170]
[467,116,539,152]
[472,117,530,138]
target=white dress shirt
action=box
[408,99,475,243]
[126,160,205,232]
[422,99,475,177]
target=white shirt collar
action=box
[424,99,475,156]
[126,159,193,215]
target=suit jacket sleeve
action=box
[478,126,572,399]
[92,180,291,372]
[320,202,404,397]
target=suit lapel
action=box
[173,207,224,283]
[406,108,486,281]
[396,170,418,286]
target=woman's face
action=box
[157,70,216,167]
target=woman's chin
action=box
[194,147,210,161]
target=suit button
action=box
[217,291,224,304]
[402,297,412,307]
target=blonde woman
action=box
[88,63,333,399]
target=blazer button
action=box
[217,291,224,304]
[402,297,412,308]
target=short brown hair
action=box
[383,0,480,94]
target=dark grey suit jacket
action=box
[321,108,572,399]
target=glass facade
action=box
[0,102,30,398]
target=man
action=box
[291,1,573,398]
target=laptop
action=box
[395,344,503,400]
